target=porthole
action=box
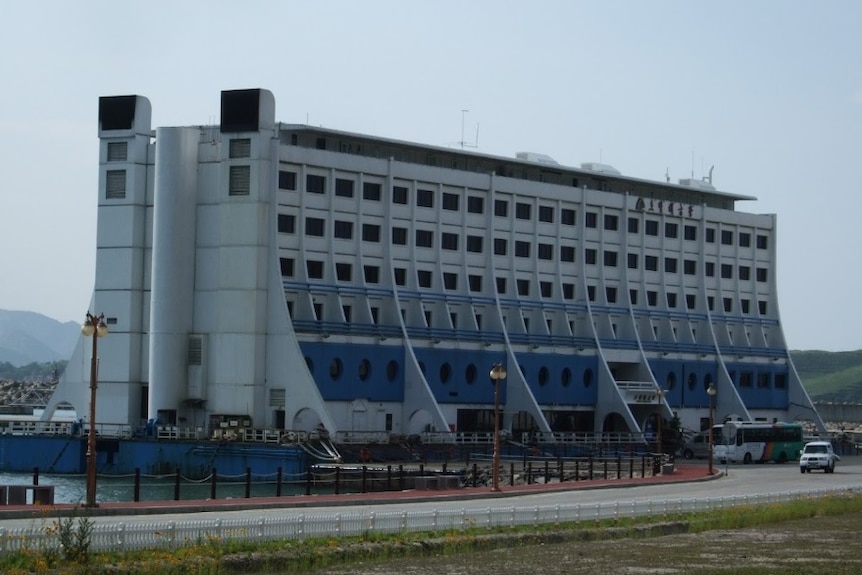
[583,368,593,388]
[465,363,477,384]
[330,357,343,380]
[666,371,676,391]
[538,366,549,386]
[387,360,399,382]
[358,358,371,382]
[440,362,452,384]
[561,367,572,388]
[687,372,697,391]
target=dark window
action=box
[645,220,659,236]
[494,199,508,217]
[494,238,507,255]
[647,291,657,306]
[278,170,297,190]
[394,268,406,286]
[629,289,638,305]
[605,286,617,303]
[756,234,768,249]
[585,248,597,265]
[603,250,618,267]
[539,205,554,223]
[739,232,751,247]
[562,283,575,299]
[666,292,677,308]
[665,222,678,238]
[334,220,353,239]
[739,266,750,281]
[306,174,325,194]
[757,373,769,388]
[723,297,733,312]
[628,217,639,233]
[441,232,459,251]
[587,285,596,301]
[645,255,658,271]
[604,214,618,231]
[277,214,295,234]
[362,223,380,242]
[708,296,714,311]
[561,208,576,225]
[417,188,434,207]
[279,258,294,277]
[335,178,354,198]
[443,272,457,290]
[466,235,483,253]
[721,229,733,245]
[305,217,325,237]
[516,279,530,296]
[683,259,696,275]
[627,253,638,269]
[664,257,677,273]
[515,202,531,220]
[585,212,598,228]
[560,245,575,262]
[362,181,381,200]
[442,192,459,211]
[705,262,715,277]
[515,240,531,257]
[538,243,553,260]
[417,270,432,288]
[392,227,407,245]
[705,228,716,243]
[721,264,733,279]
[741,299,750,314]
[758,300,768,315]
[686,294,696,309]
[775,373,786,388]
[363,265,379,284]
[756,268,768,282]
[684,225,697,241]
[496,277,507,294]
[467,196,484,213]
[306,260,323,279]
[415,229,434,248]
[540,281,552,298]
[336,263,352,282]
[468,274,482,292]
[392,185,408,204]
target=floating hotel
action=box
[41,88,826,452]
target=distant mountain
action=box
[0,309,80,366]
[792,350,862,402]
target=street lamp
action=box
[81,312,108,508]
[707,382,717,476]
[489,363,507,492]
[655,388,665,456]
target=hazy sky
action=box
[1,1,860,351]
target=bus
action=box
[714,421,804,464]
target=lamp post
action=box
[82,312,108,508]
[655,388,665,455]
[707,382,717,476]
[489,363,507,492]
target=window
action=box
[279,258,294,277]
[539,205,554,223]
[603,250,618,267]
[605,286,617,303]
[107,141,128,161]
[666,293,677,308]
[756,234,768,249]
[335,178,354,198]
[415,229,433,248]
[664,258,677,274]
[516,279,530,296]
[604,214,619,231]
[305,217,325,237]
[756,268,768,282]
[515,241,531,257]
[540,281,552,298]
[362,223,380,242]
[705,262,715,277]
[362,181,381,200]
[278,170,297,190]
[228,166,250,196]
[686,294,696,310]
[665,222,678,239]
[336,263,352,282]
[560,245,575,262]
[106,169,127,199]
[229,138,251,158]
[538,243,553,260]
[392,227,407,245]
[741,299,750,314]
[278,214,295,234]
[645,255,658,271]
[585,248,597,265]
[494,199,508,217]
[562,283,575,299]
[306,174,325,194]
[740,372,752,388]
[721,229,734,245]
[417,188,434,207]
[739,232,751,247]
[334,220,353,239]
[443,272,457,290]
[306,260,323,279]
[628,217,639,234]
[417,270,432,288]
[629,289,638,305]
[394,268,406,286]
[758,300,768,315]
[561,208,576,225]
[705,228,716,243]
[723,297,733,312]
[647,291,657,306]
[496,277,507,294]
[442,192,459,211]
[739,266,750,281]
[363,265,379,284]
[721,264,733,279]
[645,220,659,236]
[627,253,638,269]
[466,235,483,253]
[708,296,715,310]
[585,211,598,228]
[392,185,408,204]
[468,274,482,292]
[515,202,532,220]
[494,238,507,255]
[467,196,484,213]
[683,259,696,275]
[441,232,459,251]
[684,225,697,241]
[587,285,596,301]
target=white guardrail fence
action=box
[0,487,857,556]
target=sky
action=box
[0,1,860,352]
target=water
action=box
[0,471,312,505]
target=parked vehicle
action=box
[680,425,723,459]
[714,421,804,464]
[799,441,839,473]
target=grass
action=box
[3,493,862,574]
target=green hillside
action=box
[792,350,862,401]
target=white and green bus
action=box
[714,421,804,464]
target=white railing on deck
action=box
[0,488,854,556]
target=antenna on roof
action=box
[665,168,670,183]
[456,109,478,149]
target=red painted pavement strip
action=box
[0,465,719,519]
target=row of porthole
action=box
[305,355,595,388]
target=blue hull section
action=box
[0,435,308,479]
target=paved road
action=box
[3,458,859,530]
